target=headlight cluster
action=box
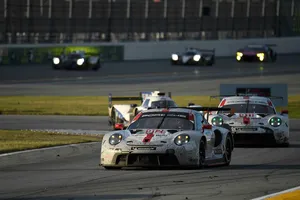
[193,54,201,61]
[236,52,243,61]
[77,58,85,65]
[109,133,123,145]
[172,54,178,61]
[53,57,60,65]
[174,134,190,146]
[212,116,223,126]
[269,117,282,127]
[256,53,265,61]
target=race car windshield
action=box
[184,51,196,56]
[67,54,82,59]
[150,100,177,108]
[219,104,275,114]
[128,112,194,130]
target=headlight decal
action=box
[212,116,223,126]
[174,134,190,146]
[269,117,282,127]
[109,133,123,145]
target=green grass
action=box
[0,130,103,154]
[0,96,299,118]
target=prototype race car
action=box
[108,91,177,130]
[100,106,234,169]
[171,47,215,66]
[207,95,289,146]
[236,44,277,62]
[52,50,101,70]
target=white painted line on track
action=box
[251,185,300,200]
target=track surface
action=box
[1,56,300,200]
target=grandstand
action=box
[0,0,299,44]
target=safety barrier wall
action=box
[0,37,300,64]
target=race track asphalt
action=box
[0,56,300,200]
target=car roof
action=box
[141,108,196,114]
[220,96,273,106]
[145,96,174,101]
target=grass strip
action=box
[0,95,299,118]
[0,130,103,154]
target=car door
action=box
[195,112,214,158]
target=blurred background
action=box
[0,0,299,44]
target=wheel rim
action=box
[225,138,232,162]
[199,142,205,166]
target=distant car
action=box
[171,47,215,66]
[100,106,234,170]
[108,91,178,130]
[52,50,101,71]
[206,95,289,147]
[236,44,277,62]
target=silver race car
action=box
[171,47,215,66]
[108,91,177,130]
[100,107,234,169]
[207,95,289,147]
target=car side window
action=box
[195,112,203,130]
[142,99,150,107]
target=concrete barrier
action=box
[1,37,300,63]
[123,37,300,60]
[0,142,101,169]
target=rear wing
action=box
[217,84,288,107]
[108,91,172,107]
[184,47,215,54]
[108,93,143,108]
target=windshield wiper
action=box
[156,113,168,129]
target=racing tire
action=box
[223,135,233,166]
[103,166,122,170]
[198,140,206,169]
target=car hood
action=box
[125,129,182,145]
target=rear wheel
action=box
[223,135,233,166]
[198,140,206,169]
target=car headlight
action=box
[109,133,123,145]
[236,52,243,57]
[53,57,60,65]
[172,54,178,61]
[269,117,282,127]
[212,116,223,126]
[77,58,84,65]
[193,54,201,61]
[174,134,190,146]
[256,53,264,61]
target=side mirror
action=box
[202,124,212,130]
[281,109,288,115]
[131,104,138,108]
[114,123,124,130]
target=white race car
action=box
[108,91,177,130]
[206,95,289,146]
[100,106,234,169]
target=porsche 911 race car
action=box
[108,91,177,130]
[236,44,277,62]
[100,106,234,169]
[207,95,289,147]
[171,47,215,66]
[52,50,101,70]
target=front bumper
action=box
[100,145,198,167]
[236,55,264,62]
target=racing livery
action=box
[100,107,234,169]
[108,91,177,130]
[52,50,101,70]
[171,47,215,66]
[206,95,289,146]
[236,44,277,62]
